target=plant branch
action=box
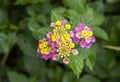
[102,45,120,51]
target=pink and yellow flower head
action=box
[37,38,58,60]
[73,23,96,48]
[51,20,72,46]
[37,21,95,64]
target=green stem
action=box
[102,45,120,51]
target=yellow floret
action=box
[44,48,49,54]
[42,41,48,47]
[64,33,70,41]
[52,34,57,41]
[40,49,45,54]
[39,44,43,49]
[82,30,88,37]
[56,20,62,26]
[62,37,67,43]
[69,42,75,48]
[65,24,71,30]
[87,31,93,36]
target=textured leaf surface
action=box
[68,54,84,78]
[51,11,65,22]
[93,27,109,41]
[86,48,96,70]
[7,71,29,82]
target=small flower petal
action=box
[87,31,93,36]
[76,32,83,39]
[69,42,75,48]
[78,23,86,28]
[72,49,79,55]
[65,24,71,30]
[52,34,57,41]
[50,23,56,27]
[61,20,67,25]
[47,32,52,38]
[52,55,60,61]
[85,43,91,48]
[56,20,62,26]
[63,57,70,64]
[70,31,74,37]
[73,36,80,44]
[85,37,91,43]
[80,40,87,48]
[91,36,96,43]
[56,38,62,45]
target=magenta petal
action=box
[75,26,82,32]
[48,38,52,45]
[40,52,56,60]
[78,23,86,29]
[61,20,67,25]
[85,43,91,48]
[40,54,51,60]
[80,40,87,48]
[73,36,80,44]
[91,36,96,43]
[88,27,93,32]
[52,42,58,48]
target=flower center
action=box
[54,27,66,36]
[58,43,71,57]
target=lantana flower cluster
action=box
[37,20,95,64]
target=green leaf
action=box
[65,9,81,30]
[89,1,104,13]
[79,75,100,82]
[68,54,84,78]
[29,26,52,40]
[0,32,17,55]
[109,63,120,78]
[55,66,65,82]
[15,0,47,5]
[81,8,94,26]
[46,68,55,80]
[107,0,120,3]
[109,26,120,45]
[7,71,29,82]
[93,27,109,41]
[92,12,105,26]
[62,72,78,82]
[77,47,93,59]
[16,34,37,57]
[51,11,65,22]
[28,18,52,40]
[52,7,66,14]
[62,0,86,14]
[86,48,96,70]
[24,56,46,75]
[65,9,81,21]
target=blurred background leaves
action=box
[0,0,120,82]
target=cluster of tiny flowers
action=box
[71,23,96,48]
[37,20,95,64]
